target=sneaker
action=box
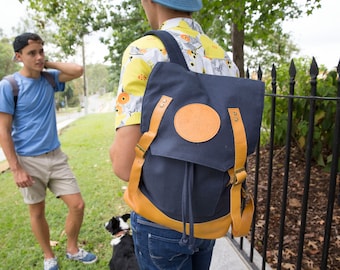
[44,257,59,270]
[66,248,97,264]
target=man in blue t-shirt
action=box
[0,33,97,270]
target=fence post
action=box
[296,57,319,269]
[260,64,277,269]
[276,60,296,269]
[249,66,263,264]
[320,60,340,269]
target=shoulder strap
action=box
[144,30,189,70]
[2,72,56,109]
[41,71,56,89]
[3,75,19,109]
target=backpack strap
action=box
[2,71,56,109]
[227,108,254,237]
[3,75,19,109]
[145,30,189,70]
[129,95,173,192]
[41,71,56,89]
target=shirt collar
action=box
[160,18,204,34]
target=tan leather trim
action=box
[125,188,232,239]
[228,108,254,237]
[174,103,220,143]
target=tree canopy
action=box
[19,0,321,76]
[0,36,20,79]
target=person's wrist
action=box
[44,59,49,69]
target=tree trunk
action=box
[231,23,245,77]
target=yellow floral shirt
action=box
[114,18,239,129]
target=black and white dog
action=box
[104,213,139,270]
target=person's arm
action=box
[44,61,84,82]
[0,112,34,187]
[109,125,142,182]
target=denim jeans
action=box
[130,211,215,270]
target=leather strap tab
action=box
[228,108,254,237]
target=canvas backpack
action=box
[124,30,265,244]
[2,71,56,110]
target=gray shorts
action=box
[17,147,80,204]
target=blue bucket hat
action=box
[152,0,202,12]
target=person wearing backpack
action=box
[0,33,97,270]
[109,0,245,269]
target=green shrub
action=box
[261,57,339,170]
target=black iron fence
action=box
[231,58,340,270]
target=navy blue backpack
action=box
[124,30,265,244]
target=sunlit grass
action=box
[0,113,128,269]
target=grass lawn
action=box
[0,113,130,269]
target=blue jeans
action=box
[130,211,215,270]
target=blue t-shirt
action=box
[0,71,65,156]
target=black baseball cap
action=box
[13,32,44,52]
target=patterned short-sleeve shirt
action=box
[114,18,239,129]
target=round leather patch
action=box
[174,104,220,143]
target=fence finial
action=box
[257,65,262,80]
[271,64,276,82]
[310,57,319,79]
[289,59,296,79]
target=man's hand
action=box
[13,167,35,188]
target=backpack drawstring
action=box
[180,162,195,250]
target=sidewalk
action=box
[211,236,252,270]
[0,116,269,270]
[210,234,272,270]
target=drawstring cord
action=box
[180,162,195,250]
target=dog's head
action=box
[105,213,130,236]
